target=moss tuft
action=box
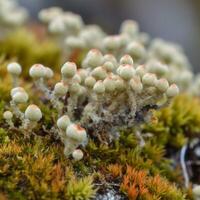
[65,176,96,200]
[143,95,200,148]
[0,29,61,78]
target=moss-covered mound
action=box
[0,29,61,78]
[0,125,187,200]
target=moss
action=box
[143,95,200,148]
[85,130,182,185]
[0,128,9,144]
[119,165,185,200]
[65,176,96,200]
[0,29,61,78]
[0,121,186,200]
[0,134,96,200]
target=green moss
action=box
[0,29,61,78]
[143,95,200,148]
[0,128,9,144]
[84,130,182,185]
[0,121,186,200]
[65,176,96,200]
[0,134,97,200]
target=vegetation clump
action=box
[0,3,200,200]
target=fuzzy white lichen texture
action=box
[38,7,200,94]
[4,49,179,159]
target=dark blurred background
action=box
[19,0,200,72]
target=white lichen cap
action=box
[78,86,87,96]
[66,124,87,142]
[62,12,83,32]
[91,66,107,80]
[77,69,88,83]
[129,76,143,93]
[86,49,103,68]
[120,20,139,36]
[126,41,146,60]
[136,65,146,77]
[116,65,123,75]
[114,77,125,91]
[103,76,115,92]
[193,185,200,197]
[57,115,71,130]
[93,80,105,94]
[38,7,63,23]
[69,82,81,94]
[61,62,77,78]
[72,149,84,161]
[44,67,54,79]
[3,111,13,120]
[48,17,66,34]
[146,60,168,75]
[7,62,22,76]
[72,74,81,84]
[12,91,29,103]
[166,84,179,97]
[2,7,28,26]
[119,64,135,80]
[103,61,114,72]
[10,87,25,97]
[25,104,42,122]
[103,36,121,52]
[84,76,96,88]
[103,54,117,67]
[156,78,169,92]
[54,82,68,96]
[65,36,85,49]
[120,54,134,65]
[29,64,45,78]
[142,73,157,86]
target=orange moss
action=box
[107,164,122,178]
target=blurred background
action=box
[19,0,200,72]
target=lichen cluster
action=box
[3,48,179,160]
[0,2,200,200]
[39,7,200,95]
[0,0,28,38]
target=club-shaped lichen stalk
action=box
[7,62,22,87]
[10,87,29,120]
[56,115,71,140]
[3,111,14,128]
[23,104,42,130]
[64,124,87,157]
[57,115,71,131]
[29,64,51,98]
[51,81,68,114]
